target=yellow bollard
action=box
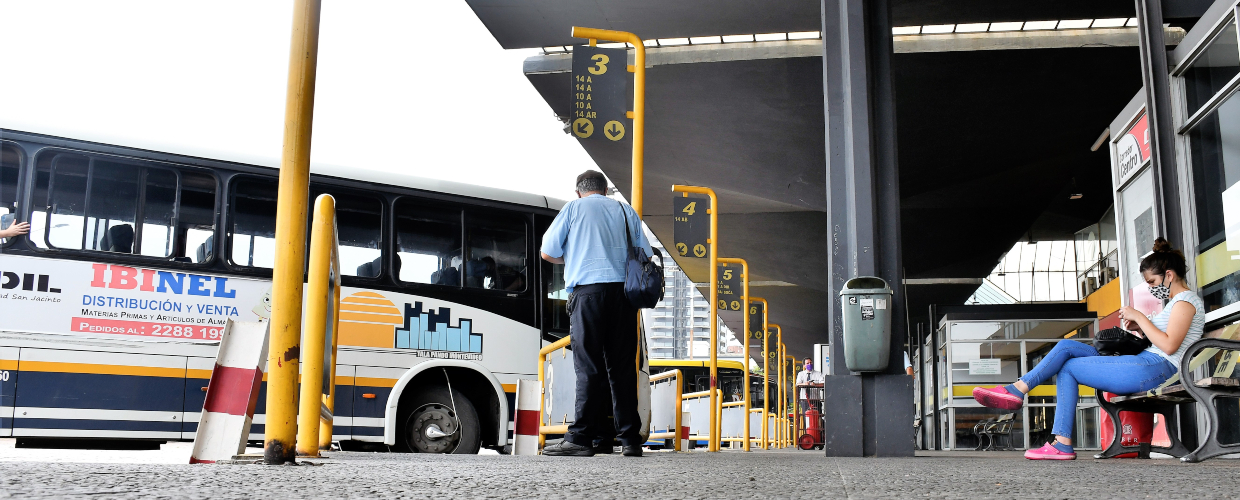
[297,194,335,457]
[264,0,322,465]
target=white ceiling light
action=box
[892,26,921,35]
[642,39,659,47]
[1126,17,1140,27]
[921,24,956,34]
[955,23,990,33]
[1091,18,1128,28]
[754,33,787,41]
[788,31,821,40]
[989,22,1024,32]
[722,34,755,43]
[657,38,690,46]
[689,36,722,44]
[1056,19,1093,29]
[1023,20,1059,30]
[598,42,626,49]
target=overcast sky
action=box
[0,0,590,201]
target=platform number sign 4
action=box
[673,196,709,259]
[571,45,629,142]
[717,264,742,311]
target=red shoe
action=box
[972,386,1023,411]
[1024,442,1075,460]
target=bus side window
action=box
[0,144,18,246]
[394,198,462,286]
[31,153,179,257]
[179,170,217,264]
[464,211,526,291]
[310,187,381,278]
[229,178,278,268]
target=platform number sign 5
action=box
[717,264,742,311]
[673,195,709,259]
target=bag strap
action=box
[617,200,635,251]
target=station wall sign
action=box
[1115,111,1150,188]
[571,45,629,142]
[673,196,709,258]
[717,263,742,311]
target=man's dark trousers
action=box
[565,282,641,447]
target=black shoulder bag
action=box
[619,203,664,308]
[1095,326,1153,356]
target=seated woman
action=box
[973,238,1205,460]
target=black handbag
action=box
[619,202,664,308]
[1095,326,1153,356]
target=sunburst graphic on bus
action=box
[337,291,482,360]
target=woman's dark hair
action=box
[1138,237,1188,279]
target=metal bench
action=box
[1097,324,1240,462]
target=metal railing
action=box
[646,369,683,451]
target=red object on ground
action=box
[798,407,822,450]
[1101,392,1155,457]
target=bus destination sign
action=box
[717,263,742,311]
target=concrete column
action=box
[1136,0,1183,243]
[820,0,914,457]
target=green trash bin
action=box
[839,277,893,372]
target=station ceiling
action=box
[465,1,1208,361]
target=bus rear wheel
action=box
[403,386,480,454]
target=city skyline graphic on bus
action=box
[394,302,483,354]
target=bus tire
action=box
[402,385,481,454]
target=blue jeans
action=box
[1017,340,1176,439]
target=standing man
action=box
[539,170,653,458]
[795,357,824,412]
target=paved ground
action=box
[2,443,1239,499]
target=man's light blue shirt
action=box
[541,194,653,293]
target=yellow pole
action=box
[752,300,767,449]
[672,185,719,451]
[569,29,649,450]
[766,324,780,449]
[264,0,321,465]
[297,194,335,457]
[319,260,341,450]
[777,340,785,447]
[570,27,645,216]
[788,355,798,448]
[718,258,749,451]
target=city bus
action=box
[0,128,572,454]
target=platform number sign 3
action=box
[571,45,629,142]
[673,195,709,259]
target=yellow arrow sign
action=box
[573,118,594,139]
[603,120,625,141]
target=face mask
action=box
[804,363,813,372]
[1149,273,1171,301]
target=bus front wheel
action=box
[402,386,481,454]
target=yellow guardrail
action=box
[646,369,683,451]
[296,194,341,457]
[537,336,572,447]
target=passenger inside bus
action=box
[25,152,217,263]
